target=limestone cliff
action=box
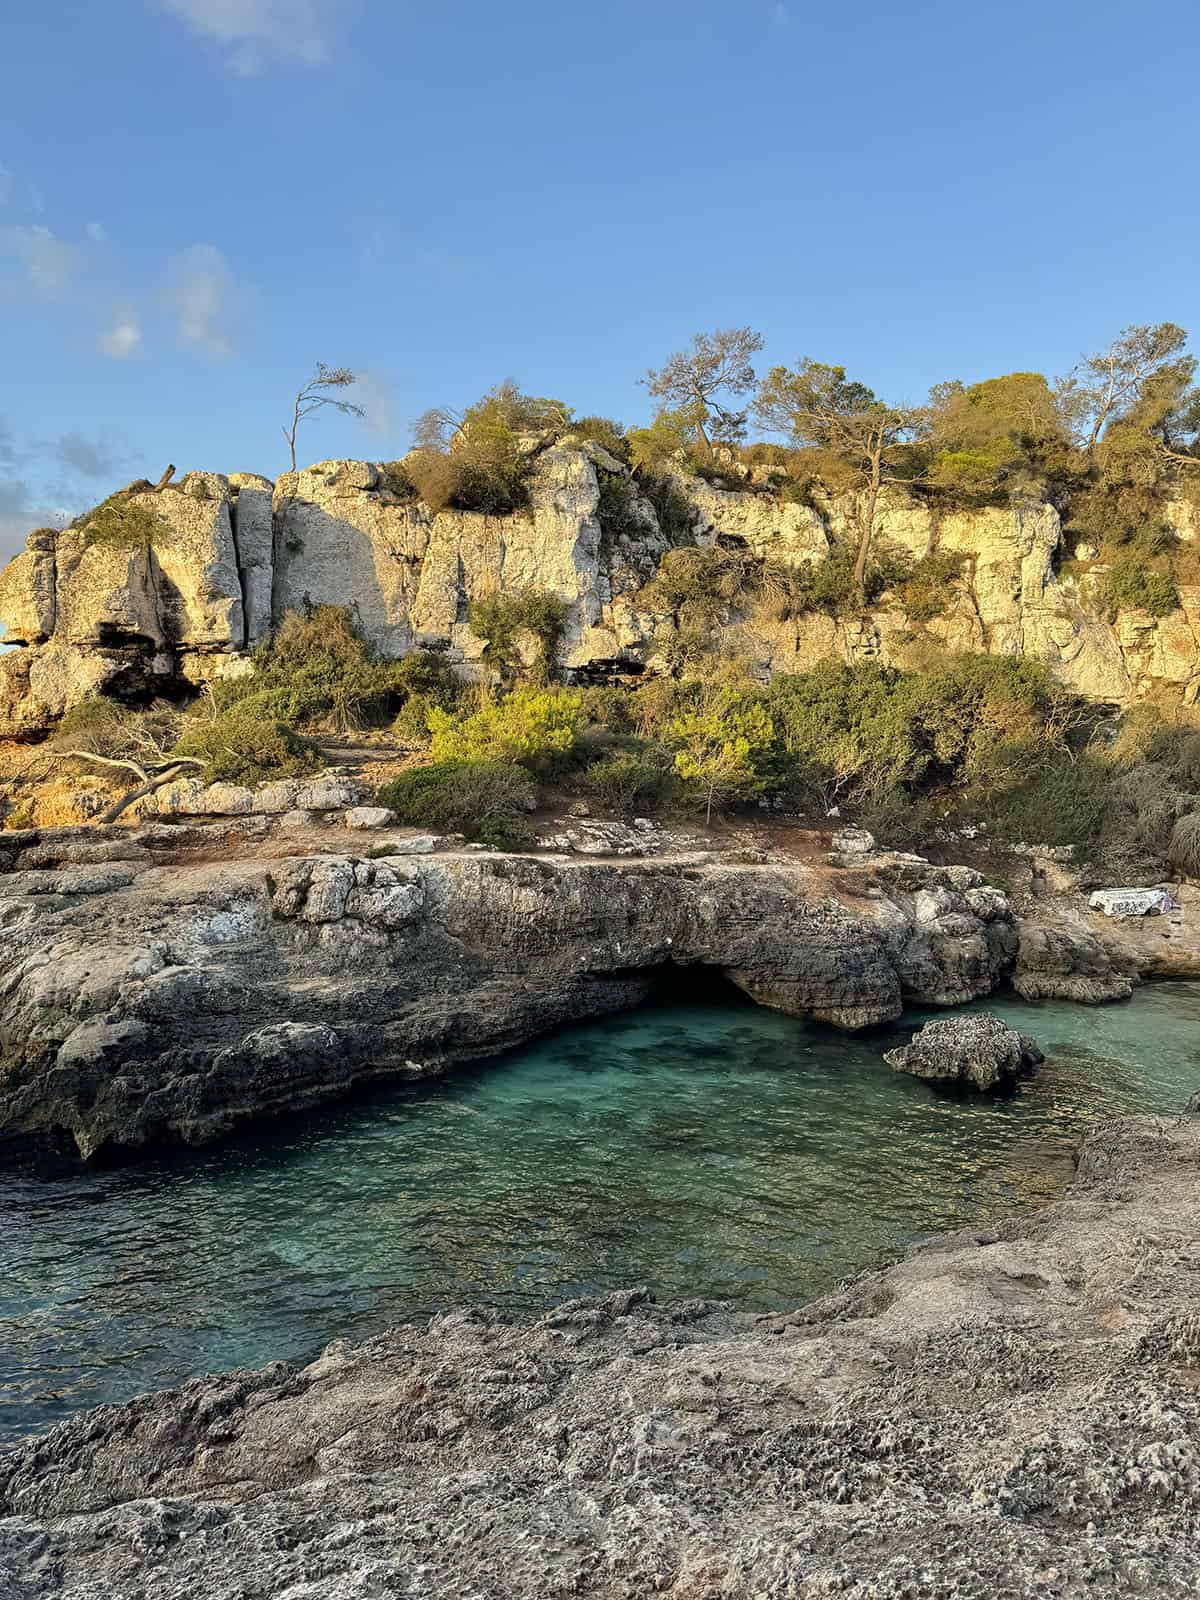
[2,443,1198,734]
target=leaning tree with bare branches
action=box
[283,363,365,471]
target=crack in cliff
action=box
[227,488,250,652]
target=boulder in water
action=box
[885,1012,1044,1091]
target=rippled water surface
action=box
[3,982,1199,1443]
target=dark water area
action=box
[2,982,1199,1445]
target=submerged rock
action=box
[885,1011,1044,1090]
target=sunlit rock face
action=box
[2,448,1197,736]
[0,837,1014,1163]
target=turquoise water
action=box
[2,982,1199,1444]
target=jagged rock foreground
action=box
[4,444,1200,734]
[1,1114,1197,1597]
[0,823,1024,1163]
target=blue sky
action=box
[1,0,1196,557]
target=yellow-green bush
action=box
[427,687,584,773]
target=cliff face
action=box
[2,442,1198,734]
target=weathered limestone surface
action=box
[0,843,1015,1163]
[3,448,1199,736]
[1015,920,1139,1002]
[1,1114,1197,1598]
[885,1010,1044,1090]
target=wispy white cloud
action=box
[27,181,45,216]
[0,224,76,300]
[353,370,395,439]
[164,242,237,357]
[100,304,143,360]
[0,419,124,561]
[772,2,789,22]
[0,476,67,562]
[85,221,106,244]
[54,432,124,480]
[160,0,336,75]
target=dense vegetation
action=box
[376,322,1198,638]
[46,596,1200,875]
[34,319,1200,867]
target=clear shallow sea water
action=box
[2,981,1199,1444]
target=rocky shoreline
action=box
[0,817,1041,1166]
[1,1111,1196,1597]
[0,805,1176,1167]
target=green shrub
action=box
[638,472,695,545]
[577,685,638,733]
[628,407,698,473]
[407,382,568,516]
[739,442,792,468]
[754,548,909,622]
[377,760,537,849]
[406,447,530,515]
[1168,813,1200,879]
[448,457,531,515]
[764,659,928,809]
[1100,558,1179,618]
[468,589,569,682]
[388,650,466,746]
[380,460,418,500]
[52,695,133,755]
[987,753,1110,849]
[404,448,463,513]
[596,471,645,547]
[692,458,746,491]
[427,686,584,773]
[52,697,182,765]
[1099,763,1195,878]
[642,546,758,619]
[73,493,168,552]
[582,745,678,814]
[215,606,407,732]
[897,549,968,621]
[569,416,630,463]
[174,707,321,786]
